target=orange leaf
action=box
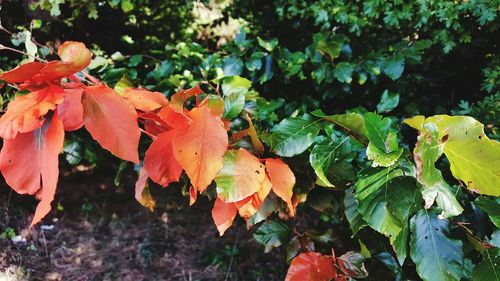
[212,197,238,236]
[0,85,65,139]
[172,105,228,193]
[215,148,266,202]
[57,88,84,131]
[82,85,140,163]
[0,62,46,83]
[235,175,272,218]
[157,105,191,130]
[285,252,337,281]
[265,158,296,216]
[134,168,156,212]
[144,130,182,187]
[121,88,168,112]
[245,113,264,155]
[0,112,64,227]
[35,41,92,81]
[138,112,169,136]
[170,85,203,112]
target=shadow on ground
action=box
[0,168,287,281]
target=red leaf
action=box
[35,41,92,81]
[0,62,46,83]
[0,112,64,227]
[172,105,228,193]
[169,85,203,112]
[144,131,182,187]
[0,85,65,139]
[265,158,296,216]
[82,85,140,163]
[212,197,238,236]
[57,88,84,131]
[189,186,197,206]
[121,88,168,112]
[286,252,337,281]
[138,112,169,136]
[157,105,191,130]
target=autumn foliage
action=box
[0,42,295,238]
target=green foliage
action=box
[0,0,499,279]
[410,210,467,281]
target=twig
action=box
[224,228,241,281]
[140,128,156,139]
[41,229,49,258]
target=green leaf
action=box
[114,74,134,94]
[254,220,291,253]
[223,56,243,76]
[312,110,369,145]
[317,39,341,60]
[364,112,403,167]
[413,122,463,218]
[334,62,355,83]
[384,54,404,80]
[404,115,486,142]
[475,197,500,228]
[355,166,421,263]
[247,197,275,228]
[344,187,367,235]
[376,90,400,113]
[410,209,466,281]
[472,249,500,281]
[257,37,278,52]
[24,31,37,62]
[128,55,143,67]
[444,139,500,196]
[268,114,321,157]
[310,136,352,187]
[405,115,499,196]
[222,76,251,119]
[121,0,134,12]
[64,141,82,165]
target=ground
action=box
[0,167,287,281]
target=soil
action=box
[0,167,287,281]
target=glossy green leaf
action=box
[312,110,368,144]
[221,76,251,119]
[344,187,367,236]
[364,112,403,167]
[317,39,341,60]
[413,122,463,218]
[475,197,500,228]
[254,219,291,253]
[355,166,421,263]
[377,90,399,113]
[268,114,321,157]
[384,54,404,80]
[472,248,500,281]
[333,62,355,83]
[223,56,243,76]
[309,136,352,187]
[410,210,466,281]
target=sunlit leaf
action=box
[82,85,140,163]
